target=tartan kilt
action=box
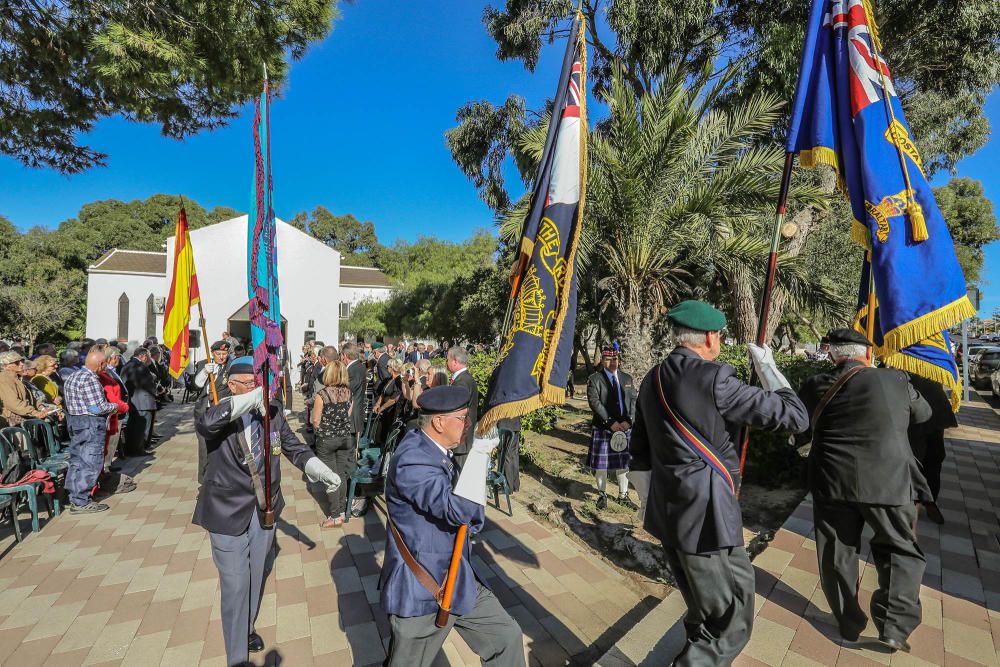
[586,428,631,471]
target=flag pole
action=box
[261,362,274,527]
[737,151,795,488]
[196,301,218,405]
[865,252,876,365]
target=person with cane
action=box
[379,385,524,667]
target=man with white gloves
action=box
[193,340,233,482]
[629,300,808,666]
[193,356,341,666]
[380,385,524,667]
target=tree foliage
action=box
[1,0,342,172]
[934,178,1000,284]
[342,299,387,339]
[290,207,380,266]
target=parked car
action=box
[958,344,989,366]
[969,347,1000,389]
[991,367,1000,398]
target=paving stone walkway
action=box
[600,391,1000,667]
[0,403,657,666]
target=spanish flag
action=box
[164,206,201,378]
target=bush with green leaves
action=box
[467,352,563,433]
[716,344,833,487]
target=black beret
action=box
[825,328,872,346]
[211,340,229,351]
[418,385,471,414]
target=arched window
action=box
[117,293,129,340]
[145,294,156,339]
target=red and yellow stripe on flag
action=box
[163,206,201,378]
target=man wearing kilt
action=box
[586,345,638,510]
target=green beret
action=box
[371,342,384,349]
[667,300,726,332]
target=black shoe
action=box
[70,501,110,514]
[248,632,264,653]
[840,627,862,642]
[925,501,945,525]
[596,493,607,510]
[617,494,639,511]
[879,636,910,653]
[109,463,123,472]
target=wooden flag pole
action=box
[261,362,274,527]
[435,524,469,628]
[865,252,877,365]
[737,151,796,491]
[196,301,218,406]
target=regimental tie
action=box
[247,415,264,473]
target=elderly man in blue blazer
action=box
[380,385,524,667]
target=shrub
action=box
[467,352,564,433]
[717,344,833,487]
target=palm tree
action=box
[504,64,838,372]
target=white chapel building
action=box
[84,215,394,370]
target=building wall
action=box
[166,215,343,372]
[85,272,164,342]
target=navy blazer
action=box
[379,429,485,618]
[193,397,314,536]
[630,347,809,554]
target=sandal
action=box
[320,514,344,528]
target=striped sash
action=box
[654,365,736,495]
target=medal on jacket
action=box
[270,432,281,456]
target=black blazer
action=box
[347,360,367,435]
[122,358,158,411]
[193,398,314,535]
[586,369,637,429]
[451,369,479,454]
[631,347,809,554]
[797,361,932,505]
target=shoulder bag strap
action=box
[373,499,444,603]
[235,419,268,512]
[810,365,868,430]
[653,364,737,495]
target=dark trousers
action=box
[813,500,925,642]
[385,585,524,667]
[314,434,356,516]
[910,429,946,500]
[125,407,153,456]
[66,414,108,507]
[661,544,754,666]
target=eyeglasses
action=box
[439,414,471,424]
[230,378,259,388]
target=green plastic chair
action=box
[345,419,404,524]
[0,433,46,534]
[0,492,21,543]
[22,419,69,465]
[486,429,518,516]
[1,426,63,517]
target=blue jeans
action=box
[66,414,108,506]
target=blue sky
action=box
[0,1,997,311]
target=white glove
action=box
[629,470,652,522]
[228,387,264,422]
[194,362,221,388]
[747,344,791,392]
[453,434,501,506]
[305,457,342,493]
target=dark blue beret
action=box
[228,356,254,375]
[419,385,471,414]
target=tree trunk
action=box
[618,300,658,379]
[575,331,594,374]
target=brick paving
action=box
[600,390,1000,666]
[0,403,656,666]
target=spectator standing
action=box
[311,361,356,528]
[586,346,639,510]
[63,349,119,513]
[0,350,52,425]
[373,358,404,444]
[447,346,478,467]
[122,348,158,456]
[56,348,80,388]
[373,342,390,383]
[96,350,131,483]
[341,342,367,442]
